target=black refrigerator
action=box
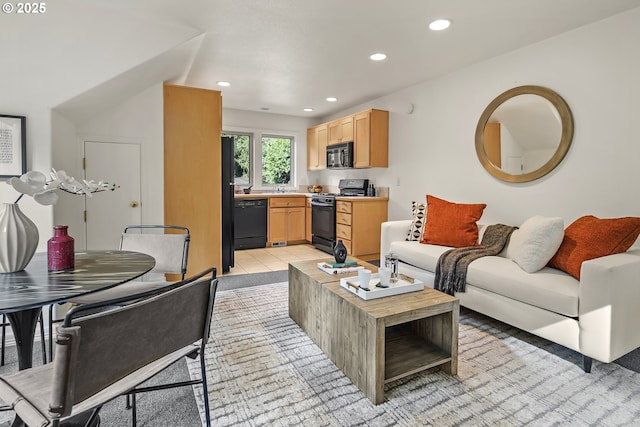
[221,136,235,273]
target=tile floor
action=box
[226,244,329,275]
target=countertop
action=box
[234,192,388,201]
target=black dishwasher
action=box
[234,198,268,250]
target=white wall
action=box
[52,84,165,248]
[313,8,640,227]
[0,109,54,251]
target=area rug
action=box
[187,282,640,426]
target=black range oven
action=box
[311,178,369,254]
[311,194,336,254]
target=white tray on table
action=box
[340,274,424,300]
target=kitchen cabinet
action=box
[268,197,306,245]
[305,197,312,242]
[353,109,389,168]
[335,198,388,260]
[307,108,387,170]
[328,115,354,146]
[307,124,328,170]
[164,84,222,276]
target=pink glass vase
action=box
[47,225,75,271]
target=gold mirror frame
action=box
[475,85,574,183]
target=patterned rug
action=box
[187,282,640,426]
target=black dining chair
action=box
[0,266,217,427]
[48,225,190,355]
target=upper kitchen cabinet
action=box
[307,124,328,170]
[328,115,354,146]
[307,108,388,170]
[353,109,388,168]
[164,83,222,276]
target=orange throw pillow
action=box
[420,195,486,247]
[548,215,640,279]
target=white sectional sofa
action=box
[380,219,640,372]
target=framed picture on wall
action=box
[0,114,27,178]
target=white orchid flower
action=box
[8,171,47,196]
[7,168,119,205]
[33,190,59,205]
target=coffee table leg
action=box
[440,303,459,375]
[371,318,385,405]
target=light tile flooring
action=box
[226,244,329,275]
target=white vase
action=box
[0,203,39,273]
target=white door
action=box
[506,155,524,175]
[84,141,141,249]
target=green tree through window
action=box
[222,131,294,187]
[223,132,251,185]
[262,135,292,185]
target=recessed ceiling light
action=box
[216,81,231,87]
[429,19,451,31]
[369,53,387,61]
[326,97,337,102]
[303,108,313,112]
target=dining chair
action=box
[0,266,217,427]
[48,225,190,354]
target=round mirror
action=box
[475,85,573,183]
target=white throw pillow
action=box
[507,216,564,273]
[406,201,427,241]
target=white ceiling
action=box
[13,0,639,121]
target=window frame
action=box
[260,134,295,187]
[222,128,298,191]
[222,131,253,186]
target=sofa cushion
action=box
[506,216,564,273]
[392,239,580,317]
[467,256,580,317]
[420,195,486,247]
[390,240,451,272]
[406,201,426,241]
[548,215,640,279]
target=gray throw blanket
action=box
[434,224,517,296]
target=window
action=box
[261,135,293,185]
[223,131,295,188]
[222,132,252,185]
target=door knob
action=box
[130,201,139,208]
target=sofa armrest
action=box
[579,249,640,362]
[380,220,412,265]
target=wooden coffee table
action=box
[289,258,459,404]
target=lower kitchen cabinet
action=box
[335,198,388,260]
[305,197,312,242]
[268,197,306,245]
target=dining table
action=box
[0,250,155,426]
[0,250,155,371]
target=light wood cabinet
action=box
[305,197,312,242]
[306,127,318,169]
[268,197,306,245]
[335,198,388,260]
[308,109,387,170]
[164,84,221,277]
[328,115,354,146]
[307,124,328,170]
[353,109,389,168]
[484,122,501,167]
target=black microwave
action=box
[326,141,353,169]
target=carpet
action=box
[218,270,288,291]
[187,282,640,426]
